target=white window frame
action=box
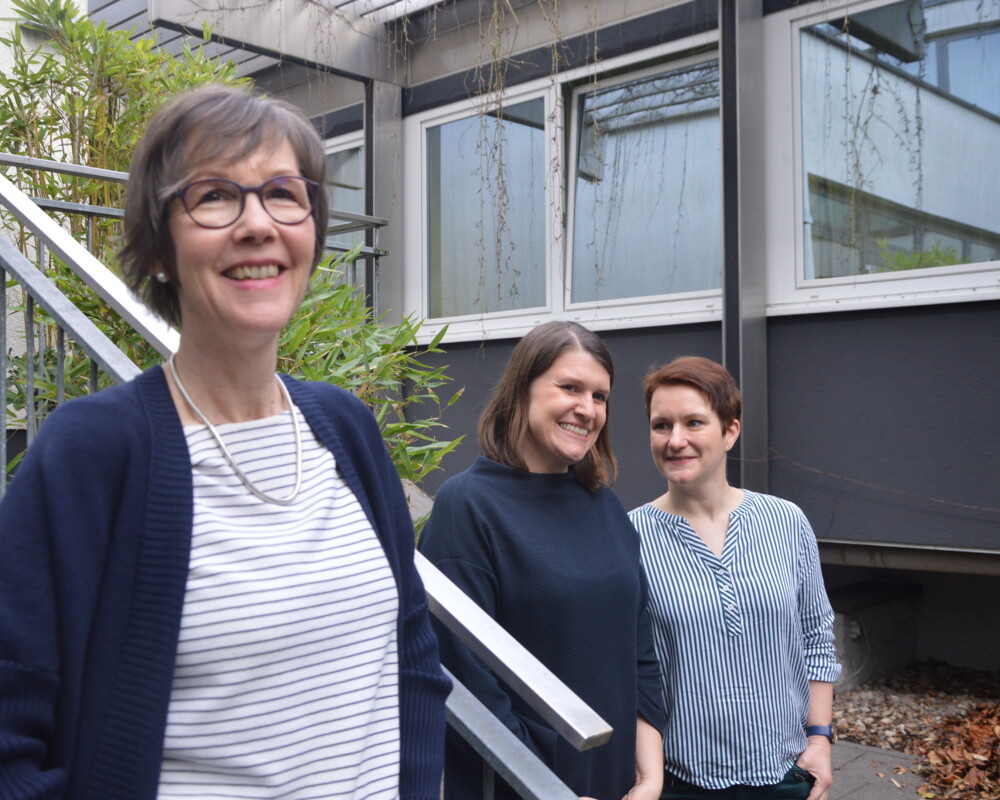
[322,132,367,290]
[563,51,724,323]
[764,0,1000,317]
[403,30,719,343]
[324,130,365,218]
[403,82,555,341]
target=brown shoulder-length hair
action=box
[642,356,742,432]
[119,84,328,328]
[478,320,617,492]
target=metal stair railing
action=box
[0,160,169,497]
[0,163,179,358]
[0,154,614,799]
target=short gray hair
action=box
[119,84,328,328]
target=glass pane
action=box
[426,98,546,318]
[801,1,1000,279]
[571,61,721,302]
[971,241,999,263]
[325,146,365,216]
[945,28,1000,117]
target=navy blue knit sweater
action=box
[0,367,450,800]
[419,457,665,800]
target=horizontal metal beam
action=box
[325,239,386,257]
[327,207,389,229]
[0,173,180,358]
[0,237,142,384]
[27,197,123,220]
[149,0,397,84]
[819,541,1000,577]
[416,552,614,752]
[0,152,129,183]
[443,667,579,800]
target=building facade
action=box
[87,0,1000,670]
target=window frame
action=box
[766,0,1000,317]
[563,51,724,319]
[403,81,556,341]
[324,130,365,219]
[402,30,720,343]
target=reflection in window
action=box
[809,176,1000,274]
[801,0,1000,279]
[571,60,721,303]
[426,98,546,319]
[326,146,365,216]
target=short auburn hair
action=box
[119,84,328,328]
[642,356,742,433]
[478,321,617,492]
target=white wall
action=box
[2,0,24,363]
[0,0,14,74]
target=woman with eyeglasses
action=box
[0,85,450,800]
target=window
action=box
[569,59,722,304]
[326,143,364,216]
[425,97,547,319]
[405,31,723,339]
[800,0,1000,281]
[323,134,366,289]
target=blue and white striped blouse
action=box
[630,490,840,790]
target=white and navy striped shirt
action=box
[630,491,840,790]
[158,408,401,799]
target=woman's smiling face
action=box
[164,138,316,346]
[648,383,740,489]
[520,348,611,474]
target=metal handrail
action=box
[0,172,180,358]
[0,152,129,183]
[0,238,141,384]
[0,152,386,255]
[417,553,613,752]
[443,666,579,800]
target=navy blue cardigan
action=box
[0,367,450,800]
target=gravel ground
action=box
[835,660,1000,798]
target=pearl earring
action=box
[155,272,168,284]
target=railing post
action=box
[25,296,35,447]
[483,765,495,800]
[56,327,65,404]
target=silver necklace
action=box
[168,353,302,505]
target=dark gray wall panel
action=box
[768,301,1000,551]
[416,323,721,511]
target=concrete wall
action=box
[768,300,1000,553]
[824,564,1000,673]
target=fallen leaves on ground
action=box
[835,660,1000,799]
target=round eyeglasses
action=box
[173,175,319,228]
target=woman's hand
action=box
[630,715,663,800]
[797,737,833,800]
[801,681,835,800]
[621,778,662,800]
